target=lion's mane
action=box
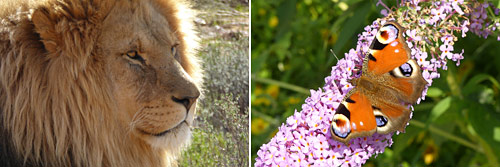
[0,0,201,166]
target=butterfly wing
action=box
[364,21,427,132]
[330,90,377,144]
[371,97,411,134]
[388,59,427,103]
[364,21,427,103]
[331,22,427,144]
[364,21,410,75]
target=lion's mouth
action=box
[138,121,188,137]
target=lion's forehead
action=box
[99,2,178,54]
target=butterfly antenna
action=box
[330,49,340,62]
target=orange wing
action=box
[330,89,411,144]
[365,22,426,103]
[331,22,427,144]
[330,90,377,144]
[365,21,411,75]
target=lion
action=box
[0,0,203,166]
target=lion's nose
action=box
[172,95,199,111]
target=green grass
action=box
[181,94,248,166]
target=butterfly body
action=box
[331,21,427,144]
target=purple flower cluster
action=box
[255,20,395,167]
[466,1,500,39]
[255,1,499,166]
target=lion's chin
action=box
[142,123,192,150]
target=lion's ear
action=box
[32,7,61,53]
[31,1,113,55]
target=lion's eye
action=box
[171,44,179,59]
[125,50,145,63]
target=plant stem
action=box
[477,137,500,167]
[410,120,483,153]
[252,75,310,95]
[251,110,281,125]
[376,0,391,11]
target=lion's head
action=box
[0,0,202,166]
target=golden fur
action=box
[0,0,202,166]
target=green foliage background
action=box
[179,0,249,166]
[251,0,500,166]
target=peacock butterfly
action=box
[330,21,427,144]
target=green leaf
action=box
[426,87,444,98]
[495,127,500,142]
[251,45,270,73]
[273,32,292,60]
[332,2,371,53]
[463,74,500,96]
[428,96,452,123]
[467,102,500,166]
[392,124,421,156]
[275,0,296,40]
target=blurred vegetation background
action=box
[251,0,500,166]
[179,0,249,166]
